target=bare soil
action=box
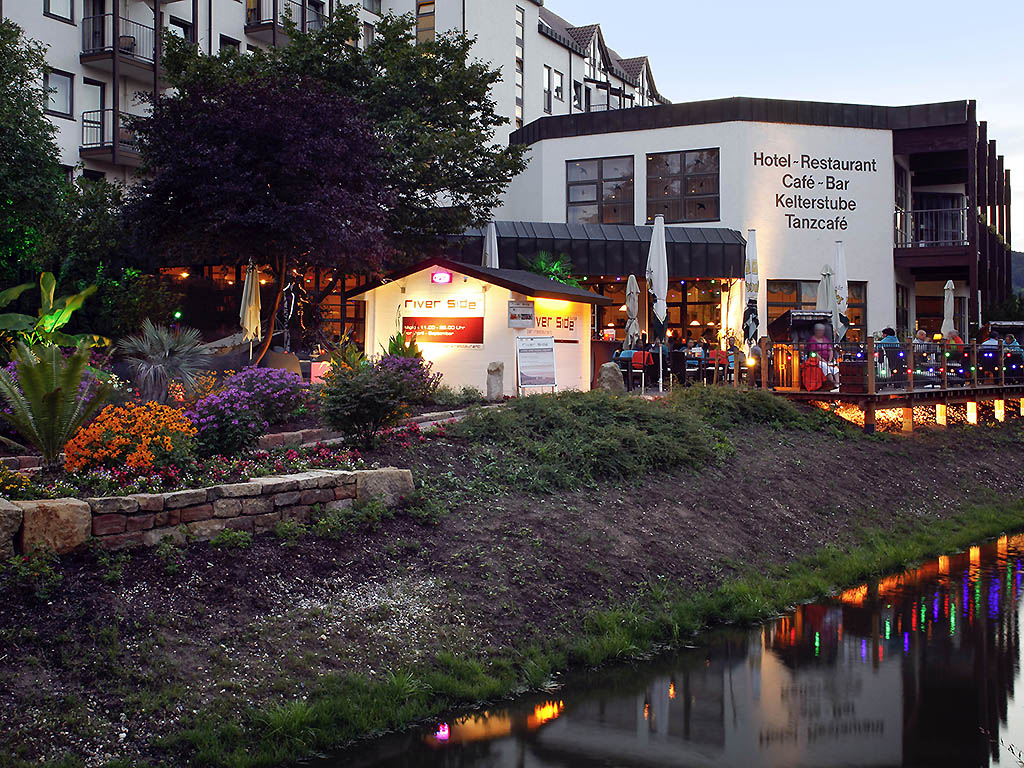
[2,418,1024,765]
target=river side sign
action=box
[516,335,557,388]
[401,292,485,345]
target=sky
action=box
[550,0,1024,245]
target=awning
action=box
[446,221,746,279]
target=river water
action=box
[338,534,1024,768]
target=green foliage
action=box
[399,486,447,525]
[209,529,253,550]
[0,343,110,469]
[310,497,393,539]
[320,365,407,449]
[325,337,365,371]
[93,545,130,584]
[449,390,724,492]
[384,331,422,358]
[984,292,1024,322]
[519,251,581,287]
[670,386,855,437]
[0,463,32,499]
[273,519,307,547]
[88,268,184,341]
[1,547,61,600]
[430,384,486,408]
[155,535,186,574]
[0,272,108,350]
[117,318,211,403]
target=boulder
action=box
[17,498,91,554]
[0,499,23,557]
[487,361,504,401]
[355,468,414,507]
[596,361,626,393]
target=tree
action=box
[126,76,391,361]
[159,8,528,299]
[0,20,64,284]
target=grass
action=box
[161,497,1024,768]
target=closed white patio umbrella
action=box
[742,228,759,346]
[624,274,641,350]
[816,263,837,332]
[941,279,956,336]
[482,222,500,269]
[646,214,669,391]
[834,240,850,341]
[240,259,262,359]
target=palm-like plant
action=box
[117,319,211,403]
[0,343,111,470]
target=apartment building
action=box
[3,0,666,182]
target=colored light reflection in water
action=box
[339,535,1024,768]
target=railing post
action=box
[941,341,949,389]
[733,348,740,389]
[905,341,914,392]
[999,340,1006,387]
[971,342,979,389]
[760,338,768,390]
[866,338,876,395]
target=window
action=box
[81,169,105,182]
[542,65,552,114]
[416,2,435,43]
[362,0,381,13]
[81,79,103,145]
[59,164,75,184]
[44,0,73,22]
[566,156,634,225]
[553,70,564,102]
[646,148,720,223]
[168,17,193,42]
[362,22,375,48]
[896,284,909,336]
[44,69,73,119]
[514,6,525,128]
[307,0,325,30]
[572,81,582,111]
[219,35,240,52]
[766,280,867,340]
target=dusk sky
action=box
[550,0,1024,242]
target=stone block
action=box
[98,531,144,550]
[272,491,302,507]
[17,498,91,554]
[0,457,17,470]
[252,476,300,494]
[180,504,214,523]
[209,482,262,499]
[487,361,504,401]
[129,493,165,512]
[187,518,227,541]
[300,488,334,506]
[18,456,41,470]
[596,361,626,393]
[225,516,254,533]
[324,498,353,512]
[258,432,288,449]
[92,514,127,536]
[334,484,357,500]
[241,496,274,515]
[142,527,184,547]
[164,489,209,509]
[296,473,322,490]
[280,505,311,524]
[0,499,23,557]
[355,468,415,507]
[87,496,139,515]
[212,498,243,518]
[252,511,282,534]
[300,429,325,444]
[153,509,180,528]
[126,514,154,532]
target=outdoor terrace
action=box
[80,14,156,82]
[245,0,325,43]
[79,109,142,167]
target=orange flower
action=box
[65,402,196,473]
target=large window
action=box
[895,284,909,336]
[566,156,634,225]
[44,69,73,119]
[44,0,73,22]
[542,65,552,114]
[168,17,193,42]
[514,6,524,128]
[362,0,381,14]
[767,279,867,340]
[416,2,434,43]
[553,70,564,102]
[646,148,720,223]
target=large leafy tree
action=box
[126,76,391,361]
[0,20,64,284]
[159,8,527,299]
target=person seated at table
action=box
[1005,333,1022,352]
[946,328,965,352]
[684,339,704,358]
[807,323,838,389]
[980,331,1001,347]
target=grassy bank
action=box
[3,388,1024,767]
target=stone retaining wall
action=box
[0,467,414,556]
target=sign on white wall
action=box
[516,335,557,388]
[401,292,485,345]
[508,301,536,329]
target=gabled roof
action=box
[349,257,614,306]
[565,23,599,52]
[616,56,648,82]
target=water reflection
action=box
[340,534,1024,767]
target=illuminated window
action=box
[416,1,435,43]
[646,148,720,223]
[767,279,867,340]
[566,156,633,225]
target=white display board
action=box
[516,335,557,390]
[508,300,536,329]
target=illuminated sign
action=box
[430,270,453,285]
[508,301,535,328]
[402,291,485,345]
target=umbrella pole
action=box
[659,346,663,392]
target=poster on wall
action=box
[401,292,485,345]
[508,301,535,329]
[516,335,557,388]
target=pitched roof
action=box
[616,56,648,82]
[565,23,599,51]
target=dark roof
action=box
[445,221,746,281]
[511,97,974,146]
[565,23,599,51]
[616,56,647,82]
[349,257,614,306]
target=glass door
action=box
[82,80,104,147]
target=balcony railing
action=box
[81,109,139,152]
[81,14,155,63]
[246,0,323,30]
[894,207,969,248]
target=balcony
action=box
[80,109,142,167]
[81,14,156,80]
[245,0,325,41]
[893,207,969,248]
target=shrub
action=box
[94,546,130,584]
[374,355,441,405]
[155,535,186,574]
[224,367,306,425]
[117,319,211,403]
[320,365,406,449]
[310,498,392,538]
[431,384,486,408]
[669,386,848,432]
[65,401,196,473]
[0,343,111,470]
[209,528,253,549]
[185,386,268,458]
[273,519,307,546]
[2,547,61,600]
[0,464,32,499]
